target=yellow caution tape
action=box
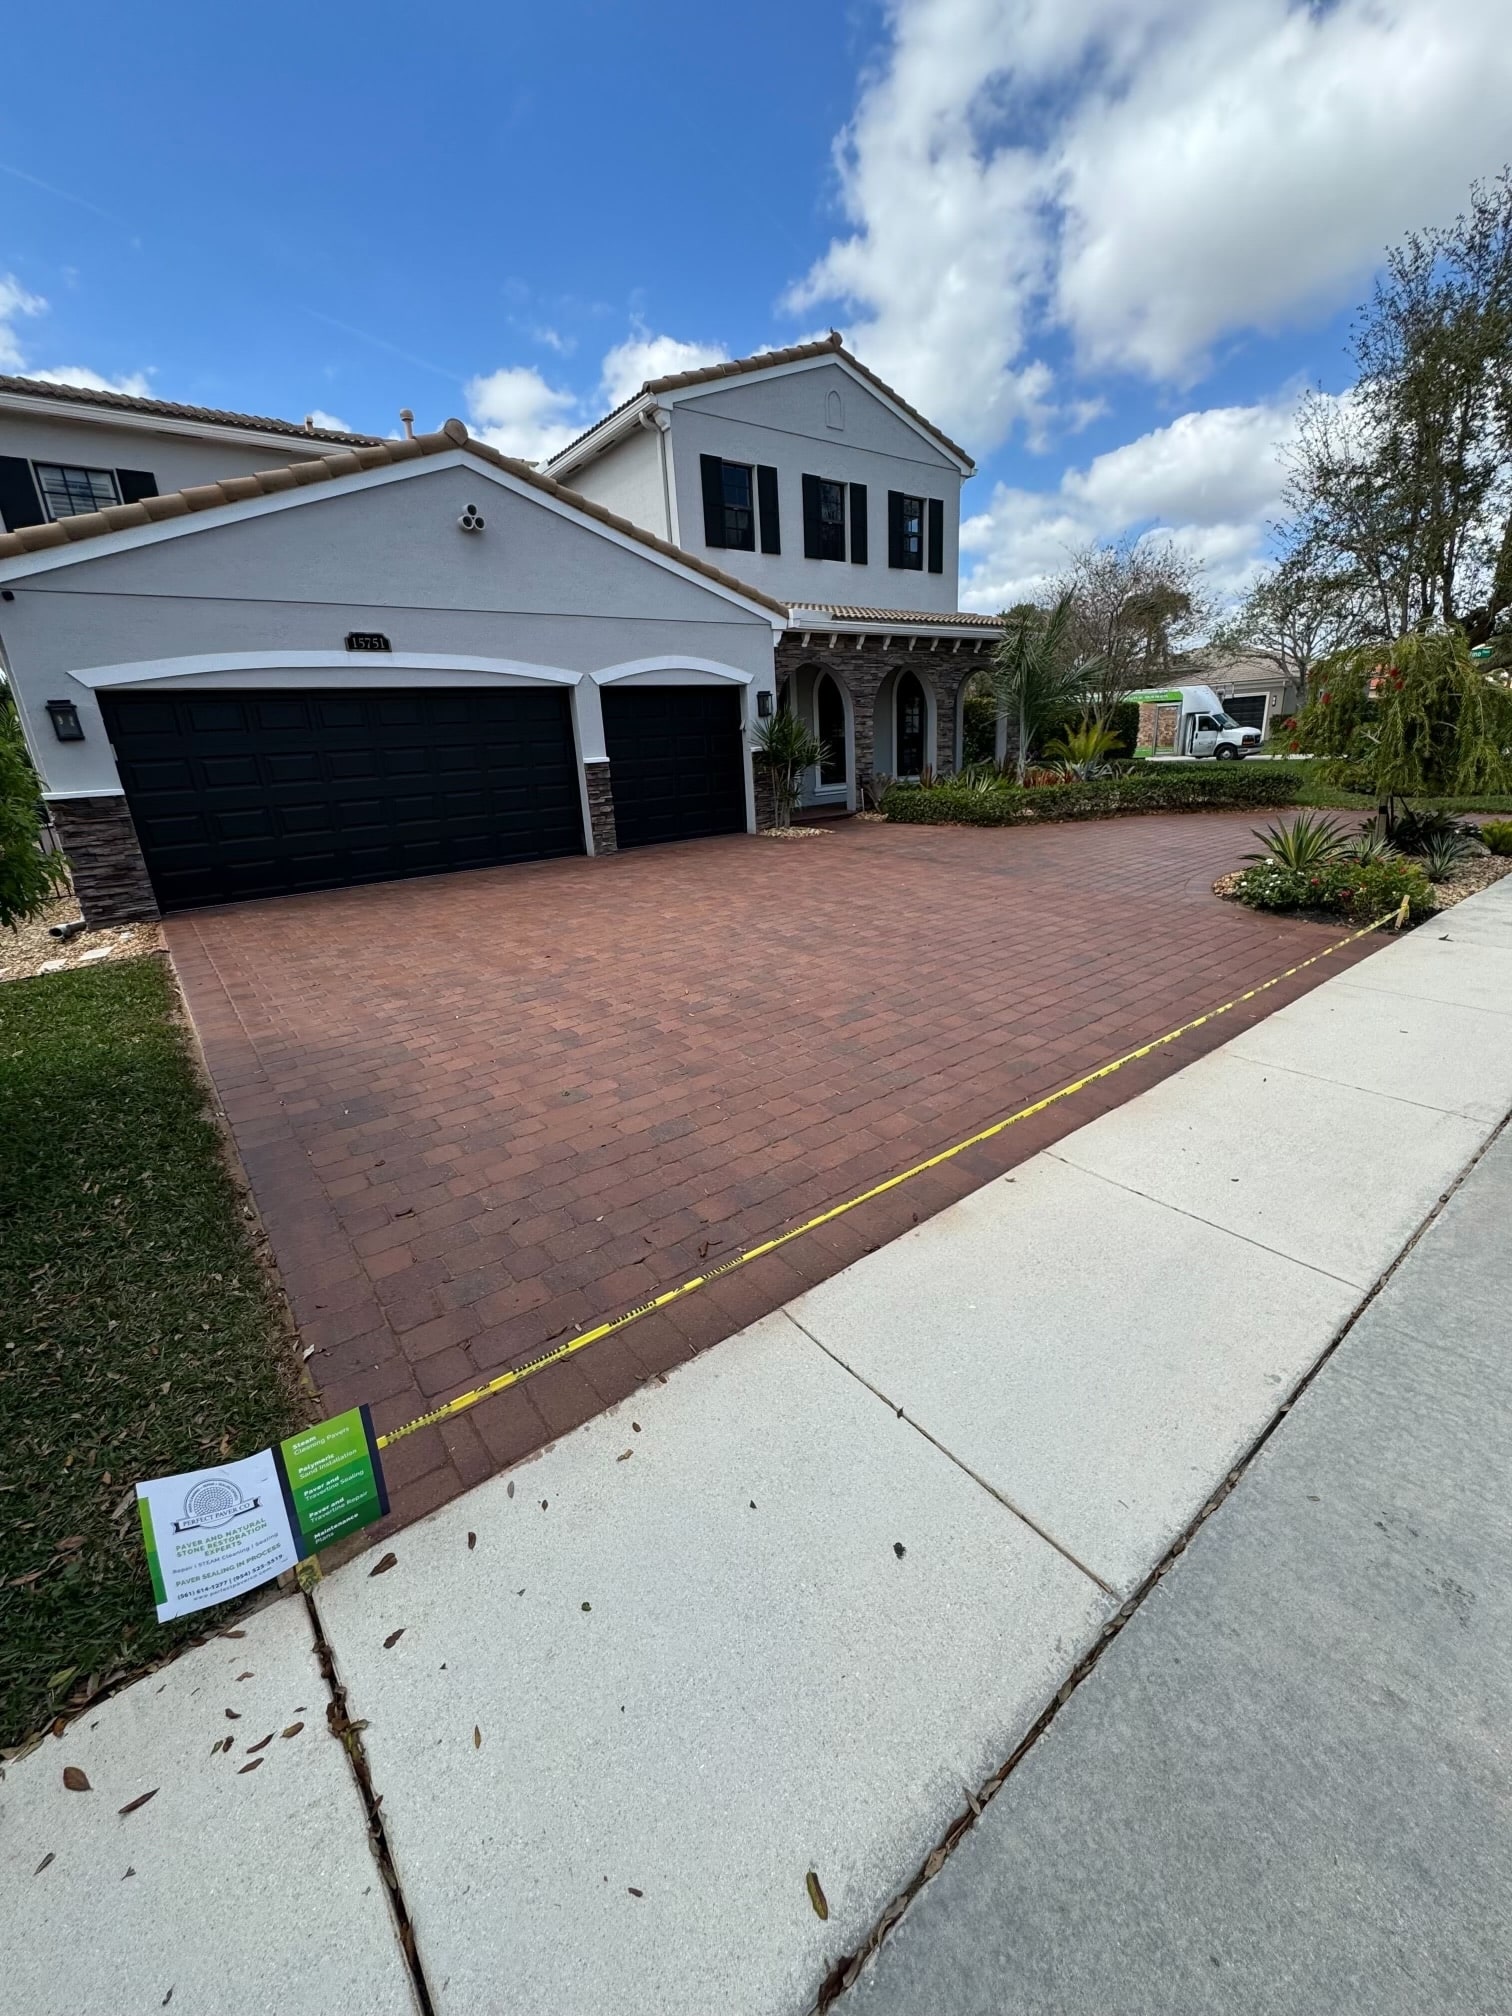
[377,911,1394,1448]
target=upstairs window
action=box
[35,462,120,520]
[700,454,778,553]
[888,490,946,573]
[801,474,847,561]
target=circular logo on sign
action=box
[182,1476,248,1527]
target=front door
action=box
[896,671,926,776]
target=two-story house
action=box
[0,339,994,925]
[547,332,999,811]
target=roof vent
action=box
[400,408,415,440]
[303,415,316,432]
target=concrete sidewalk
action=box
[840,1122,1512,2015]
[5,879,1511,2015]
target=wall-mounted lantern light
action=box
[757,690,774,718]
[47,699,85,743]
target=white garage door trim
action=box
[67,650,583,691]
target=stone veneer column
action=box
[48,796,160,926]
[583,761,618,855]
[775,632,989,803]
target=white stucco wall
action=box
[563,420,670,540]
[666,362,965,613]
[0,410,354,529]
[0,457,777,799]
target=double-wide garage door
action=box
[102,687,584,911]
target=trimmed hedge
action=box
[882,764,1301,827]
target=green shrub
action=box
[1,693,68,928]
[881,764,1300,827]
[1244,810,1350,871]
[1480,820,1512,856]
[1230,857,1434,923]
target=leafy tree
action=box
[989,593,1083,785]
[1295,631,1512,812]
[1209,544,1368,700]
[1282,171,1512,644]
[1,690,68,929]
[1049,538,1211,723]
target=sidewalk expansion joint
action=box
[782,1311,1116,1599]
[303,1589,437,2016]
[808,1103,1511,2011]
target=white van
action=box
[1130,684,1262,761]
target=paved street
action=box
[166,813,1377,1530]
[842,1121,1512,2015]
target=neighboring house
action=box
[548,333,999,810]
[1176,647,1303,738]
[0,374,383,532]
[0,339,998,926]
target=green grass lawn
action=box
[1279,756,1512,815]
[0,956,308,1749]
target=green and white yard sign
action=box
[136,1405,389,1622]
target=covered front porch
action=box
[775,607,1001,811]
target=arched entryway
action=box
[895,669,927,777]
[815,671,848,791]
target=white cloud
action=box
[463,364,580,460]
[599,331,728,409]
[24,364,154,398]
[0,274,46,370]
[791,0,1512,445]
[958,392,1311,611]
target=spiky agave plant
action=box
[1244,811,1351,871]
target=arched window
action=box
[825,388,844,431]
[896,670,926,776]
[816,673,847,786]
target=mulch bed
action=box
[1,894,163,984]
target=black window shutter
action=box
[887,490,905,569]
[801,474,822,560]
[699,455,727,548]
[0,456,45,531]
[757,465,781,554]
[116,468,158,505]
[927,498,945,574]
[849,483,868,565]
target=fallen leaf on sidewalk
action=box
[245,1734,274,1756]
[581,1602,591,1612]
[806,1870,829,1921]
[370,1552,398,1577]
[237,1759,262,1776]
[467,1532,476,1550]
[506,1482,514,1499]
[234,1671,253,1681]
[893,1542,906,1559]
[281,1723,304,1740]
[473,1725,482,1749]
[34,1852,54,1875]
[616,1450,632,1462]
[383,1629,405,1650]
[122,1866,135,1879]
[632,1422,640,1433]
[62,1766,90,1792]
[117,1788,159,1816]
[224,1709,240,1720]
[628,1886,643,1898]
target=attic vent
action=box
[826,389,844,431]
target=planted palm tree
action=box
[1244,811,1350,870]
[989,594,1086,786]
[753,708,829,829]
[1041,719,1125,780]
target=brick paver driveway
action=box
[168,813,1381,1533]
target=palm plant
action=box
[1041,719,1125,780]
[753,708,828,828]
[989,594,1086,787]
[1419,828,1479,880]
[1244,811,1350,871]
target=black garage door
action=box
[601,685,747,848]
[101,687,583,911]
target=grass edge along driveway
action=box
[0,955,308,1751]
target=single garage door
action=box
[601,685,747,848]
[1224,694,1269,733]
[100,686,583,911]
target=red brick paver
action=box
[166,815,1383,1534]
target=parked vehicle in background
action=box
[1129,684,1263,760]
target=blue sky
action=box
[4,0,1509,609]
